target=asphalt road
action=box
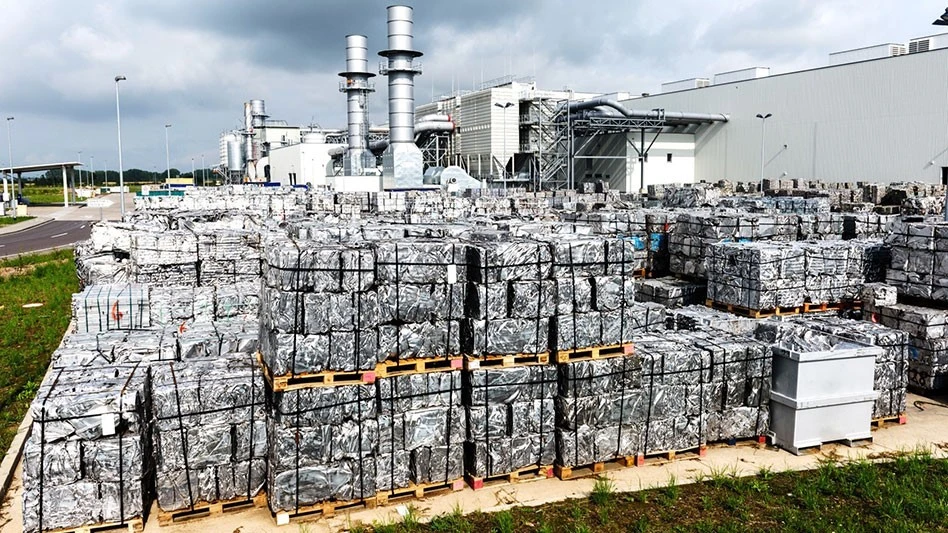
[0,220,91,258]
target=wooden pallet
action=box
[556,343,634,364]
[705,300,801,319]
[273,495,377,526]
[554,456,636,480]
[376,478,465,506]
[157,492,267,526]
[709,435,769,448]
[259,353,376,392]
[271,478,465,525]
[466,464,553,490]
[802,301,863,314]
[633,444,708,467]
[872,414,907,428]
[631,268,647,279]
[47,518,143,533]
[376,357,463,378]
[465,353,550,370]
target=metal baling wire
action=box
[169,363,197,511]
[567,241,580,466]
[535,247,546,467]
[246,357,257,501]
[36,368,64,532]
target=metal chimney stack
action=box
[379,5,424,188]
[339,35,376,176]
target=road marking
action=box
[0,245,5,248]
[79,224,86,229]
[50,232,68,239]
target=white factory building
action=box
[591,34,948,191]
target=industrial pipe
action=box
[565,97,729,123]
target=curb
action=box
[0,217,52,236]
[0,243,78,261]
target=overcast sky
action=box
[0,0,945,174]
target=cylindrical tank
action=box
[250,99,266,117]
[226,139,244,172]
[244,102,253,132]
[346,35,370,75]
[380,5,423,146]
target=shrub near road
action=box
[0,250,76,453]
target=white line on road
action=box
[79,224,86,229]
[0,245,5,248]
[50,232,68,239]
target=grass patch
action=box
[0,250,77,453]
[0,216,33,227]
[357,454,948,532]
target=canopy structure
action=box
[2,161,82,208]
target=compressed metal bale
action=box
[465,239,552,283]
[375,241,467,285]
[464,318,549,356]
[378,321,461,360]
[377,283,465,323]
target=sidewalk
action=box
[0,217,50,236]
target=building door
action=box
[942,167,948,186]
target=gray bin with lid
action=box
[768,331,880,455]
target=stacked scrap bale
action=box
[669,211,798,279]
[259,237,378,376]
[463,234,552,357]
[886,219,948,300]
[22,365,152,533]
[706,240,884,311]
[635,277,707,309]
[72,283,151,334]
[863,301,948,392]
[151,355,267,514]
[374,240,467,362]
[130,229,199,285]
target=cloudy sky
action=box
[0,0,945,174]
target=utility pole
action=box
[756,113,772,194]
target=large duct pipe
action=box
[250,99,267,128]
[339,35,376,175]
[379,4,425,187]
[565,97,729,123]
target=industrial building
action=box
[217,8,948,195]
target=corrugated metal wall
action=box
[622,49,948,183]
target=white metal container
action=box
[768,332,880,455]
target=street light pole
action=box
[190,157,195,185]
[164,124,172,183]
[756,113,772,195]
[90,156,95,192]
[77,151,82,188]
[114,75,127,217]
[6,117,15,212]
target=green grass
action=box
[359,454,948,533]
[0,249,77,453]
[0,216,33,227]
[20,184,143,205]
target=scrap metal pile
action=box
[19,183,935,531]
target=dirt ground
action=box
[2,392,946,533]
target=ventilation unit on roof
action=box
[910,39,930,54]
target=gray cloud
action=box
[0,0,944,172]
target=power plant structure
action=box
[218,5,948,193]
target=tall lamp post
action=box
[6,116,15,211]
[934,9,948,220]
[164,124,172,183]
[89,156,95,191]
[493,101,514,191]
[755,113,772,194]
[114,75,127,217]
[190,157,195,185]
[77,151,82,188]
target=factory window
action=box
[667,153,673,163]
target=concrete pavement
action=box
[0,194,131,258]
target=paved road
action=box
[0,220,91,257]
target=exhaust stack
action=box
[339,35,376,176]
[379,5,424,188]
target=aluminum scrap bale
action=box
[556,356,645,467]
[465,365,556,477]
[706,242,805,310]
[375,240,467,285]
[634,277,707,309]
[377,371,465,490]
[262,238,375,293]
[465,237,552,283]
[267,384,378,512]
[151,354,267,512]
[72,284,151,334]
[22,364,151,533]
[149,285,214,327]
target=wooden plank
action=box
[633,444,708,467]
[466,464,553,490]
[376,478,465,506]
[157,492,267,526]
[464,353,550,370]
[555,343,635,364]
[375,357,464,378]
[554,456,634,480]
[47,518,143,533]
[871,414,907,428]
[258,352,376,392]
